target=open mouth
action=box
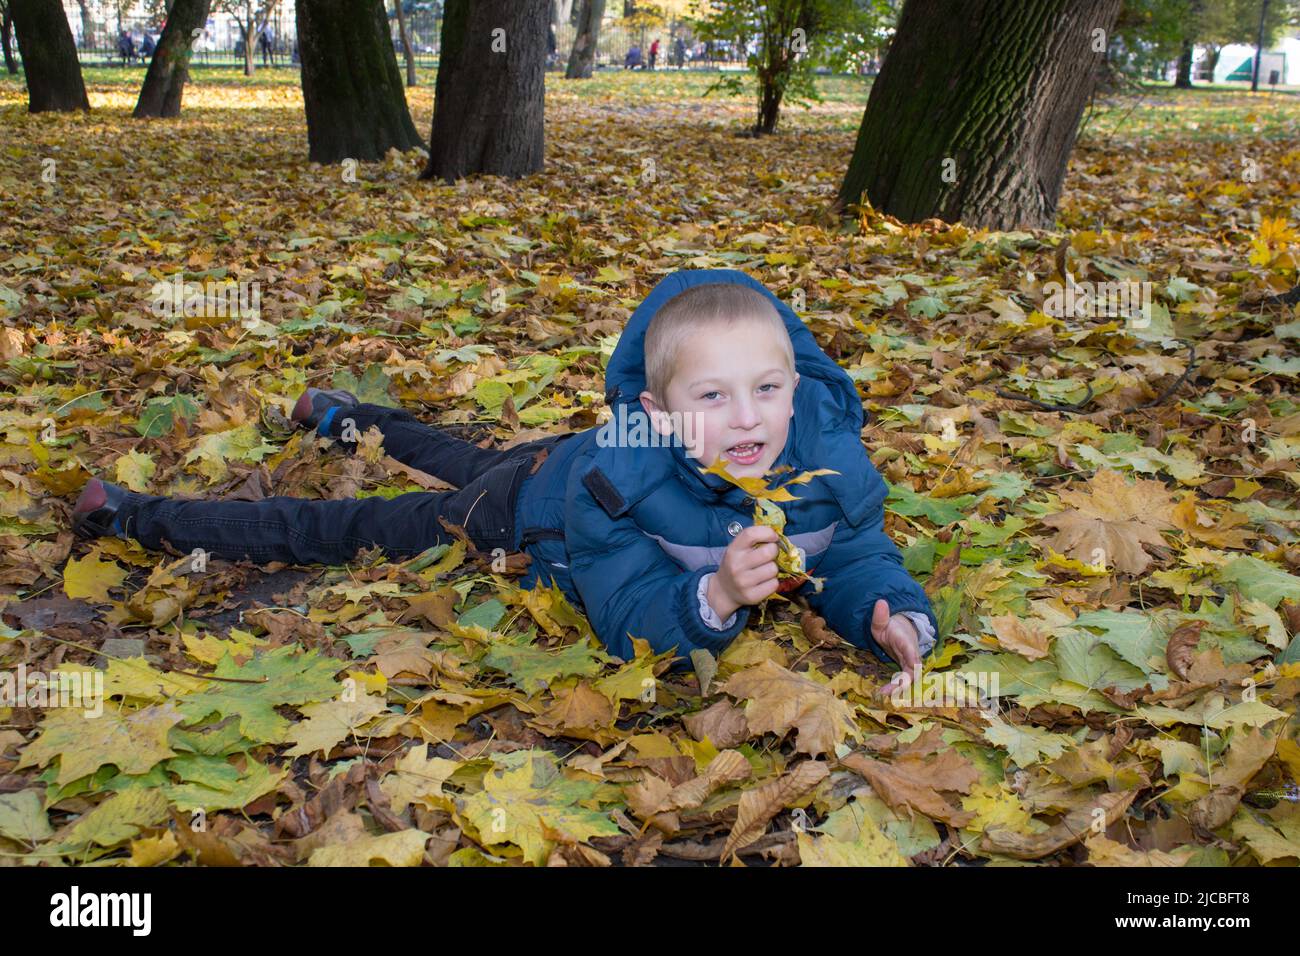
[725,441,764,465]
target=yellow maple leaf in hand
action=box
[699,457,839,594]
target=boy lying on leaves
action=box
[70,269,937,691]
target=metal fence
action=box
[45,8,744,73]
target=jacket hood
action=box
[596,270,877,520]
[603,269,864,434]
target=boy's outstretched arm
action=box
[802,480,938,666]
[565,464,750,666]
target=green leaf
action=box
[333,363,395,406]
[1217,556,1300,608]
[482,639,609,695]
[1054,632,1149,693]
[885,483,972,526]
[176,646,344,744]
[134,394,200,438]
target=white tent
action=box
[1210,40,1298,85]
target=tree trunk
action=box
[10,0,89,113]
[1175,39,1192,88]
[565,0,604,79]
[1251,0,1270,93]
[133,0,210,118]
[836,0,1122,230]
[74,0,92,49]
[421,0,547,183]
[2,6,18,75]
[393,0,416,86]
[297,0,422,164]
[1205,45,1220,81]
[755,74,783,134]
[242,24,254,75]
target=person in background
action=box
[624,44,643,69]
[259,23,275,67]
[117,30,136,65]
[673,35,685,69]
[141,33,156,58]
[648,36,660,70]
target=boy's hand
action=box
[870,598,922,699]
[706,524,780,621]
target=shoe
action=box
[290,387,359,433]
[72,478,134,540]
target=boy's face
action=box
[639,317,799,479]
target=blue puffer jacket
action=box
[513,269,937,668]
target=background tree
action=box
[837,0,1123,229]
[10,0,90,113]
[72,0,93,48]
[393,0,418,86]
[421,0,548,183]
[133,0,211,118]
[692,0,895,135]
[296,0,423,164]
[1111,0,1299,85]
[565,0,606,78]
[1,1,17,76]
[212,0,279,76]
[1200,0,1297,79]
[1109,0,1187,84]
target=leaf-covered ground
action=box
[0,69,1298,867]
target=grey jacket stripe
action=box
[642,521,838,570]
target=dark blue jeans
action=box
[118,403,571,565]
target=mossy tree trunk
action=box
[133,0,211,118]
[10,0,89,112]
[421,0,547,183]
[836,0,1122,230]
[296,0,423,164]
[565,0,604,79]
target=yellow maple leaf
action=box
[62,549,128,603]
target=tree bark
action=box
[565,0,604,79]
[10,0,89,113]
[297,0,422,164]
[2,5,18,75]
[1175,38,1193,88]
[1251,0,1270,93]
[393,0,416,86]
[752,1,816,135]
[74,0,92,49]
[836,0,1122,230]
[421,0,547,183]
[133,0,210,118]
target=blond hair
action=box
[642,283,795,401]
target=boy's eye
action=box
[758,382,780,393]
[701,391,722,401]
